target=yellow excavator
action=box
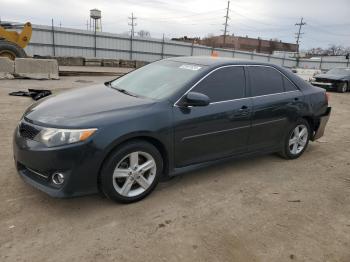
[0,22,32,60]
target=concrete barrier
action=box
[85,58,102,67]
[136,61,149,68]
[56,56,85,66]
[119,59,136,68]
[0,57,15,79]
[102,59,120,67]
[15,58,59,79]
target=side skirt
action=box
[168,145,281,177]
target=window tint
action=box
[283,77,297,91]
[249,67,284,96]
[192,66,245,102]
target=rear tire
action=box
[0,40,27,60]
[100,140,163,203]
[279,119,310,159]
[337,82,348,93]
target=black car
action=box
[311,67,350,93]
[13,57,331,203]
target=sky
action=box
[1,0,349,50]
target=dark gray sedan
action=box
[312,67,350,93]
[13,57,331,203]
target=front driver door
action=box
[173,66,252,167]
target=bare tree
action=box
[307,45,350,56]
[137,30,151,38]
[201,34,217,47]
[327,45,344,56]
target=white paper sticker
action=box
[179,64,202,71]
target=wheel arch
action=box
[301,115,319,139]
[97,135,170,191]
[301,116,314,129]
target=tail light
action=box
[325,92,330,104]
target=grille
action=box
[16,162,49,180]
[316,78,329,83]
[316,78,338,84]
[19,121,41,140]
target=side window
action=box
[192,66,245,102]
[249,67,284,96]
[283,77,298,91]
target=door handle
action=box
[239,105,249,110]
[294,97,299,101]
[235,105,250,116]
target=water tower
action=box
[90,9,102,32]
[90,9,102,57]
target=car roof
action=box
[166,56,310,91]
[167,56,274,67]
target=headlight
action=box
[34,127,97,147]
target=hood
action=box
[315,73,348,81]
[24,84,156,128]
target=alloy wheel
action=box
[288,124,308,155]
[112,151,156,197]
[341,83,347,93]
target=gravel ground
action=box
[0,76,349,262]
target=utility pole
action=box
[51,19,56,56]
[295,17,306,66]
[222,0,230,46]
[128,12,137,37]
[94,18,97,57]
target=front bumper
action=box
[311,81,340,90]
[312,107,331,141]
[13,125,102,198]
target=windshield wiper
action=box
[105,82,139,97]
[104,81,112,87]
[115,88,139,97]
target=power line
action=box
[222,0,230,44]
[128,12,137,37]
[307,24,350,37]
[139,9,224,21]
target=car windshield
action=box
[326,68,350,75]
[110,60,206,99]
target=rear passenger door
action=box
[247,66,302,150]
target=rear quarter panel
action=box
[300,82,328,118]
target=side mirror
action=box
[183,92,210,107]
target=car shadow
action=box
[9,148,310,215]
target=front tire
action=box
[337,82,348,93]
[279,119,310,159]
[0,40,27,60]
[100,140,163,203]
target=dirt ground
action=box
[0,76,349,262]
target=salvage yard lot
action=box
[0,76,349,262]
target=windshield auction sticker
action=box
[179,64,202,71]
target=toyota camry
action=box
[13,57,331,203]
